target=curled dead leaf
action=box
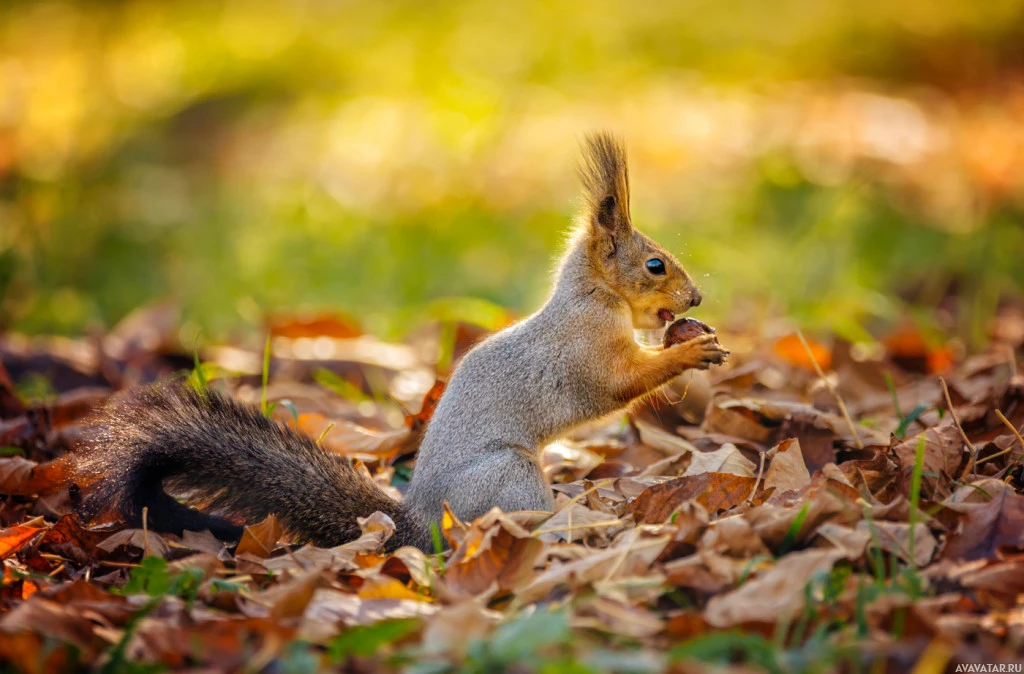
[236,514,283,559]
[943,480,1024,561]
[443,508,543,598]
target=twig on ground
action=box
[797,330,862,449]
[976,409,1024,467]
[747,450,766,504]
[942,377,977,480]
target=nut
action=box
[664,317,715,348]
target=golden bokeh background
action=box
[2,0,1023,345]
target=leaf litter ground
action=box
[1,304,1023,672]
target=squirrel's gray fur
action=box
[72,133,726,551]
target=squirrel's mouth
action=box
[657,309,675,324]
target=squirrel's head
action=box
[578,133,702,330]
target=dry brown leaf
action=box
[628,473,756,523]
[813,523,871,556]
[269,313,362,339]
[268,570,325,621]
[0,598,104,658]
[582,597,664,638]
[419,599,500,656]
[943,480,1024,561]
[745,478,861,550]
[342,511,396,554]
[704,549,847,626]
[634,420,702,456]
[542,440,605,482]
[405,379,446,431]
[302,588,438,628]
[0,457,69,496]
[637,452,692,478]
[0,362,27,419]
[539,503,621,544]
[443,508,543,597]
[517,531,670,606]
[699,516,770,558]
[893,425,965,499]
[97,529,171,557]
[236,514,283,558]
[856,520,937,567]
[957,557,1024,603]
[682,443,756,478]
[181,529,232,558]
[36,515,108,566]
[128,616,296,670]
[703,398,777,444]
[763,438,811,494]
[299,414,415,461]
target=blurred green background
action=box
[1,0,1023,346]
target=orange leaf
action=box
[236,514,282,558]
[357,576,428,601]
[268,313,362,339]
[883,322,954,374]
[0,457,70,496]
[0,525,45,560]
[773,334,831,371]
[406,380,446,431]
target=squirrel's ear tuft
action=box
[579,132,631,235]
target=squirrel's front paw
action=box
[671,333,729,371]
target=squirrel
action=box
[72,133,728,552]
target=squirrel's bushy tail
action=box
[74,383,419,549]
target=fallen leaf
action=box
[358,575,428,602]
[539,503,621,544]
[857,520,937,567]
[682,443,756,478]
[0,524,45,560]
[419,599,500,656]
[97,529,171,557]
[763,438,811,494]
[943,481,1024,561]
[269,570,325,621]
[269,313,362,339]
[302,588,438,628]
[703,398,777,444]
[0,457,69,496]
[517,530,670,605]
[813,523,871,557]
[704,549,847,626]
[301,415,415,461]
[893,425,964,499]
[236,514,282,558]
[37,515,108,566]
[774,333,832,371]
[405,379,446,431]
[629,473,756,523]
[443,508,544,598]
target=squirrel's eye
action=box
[645,258,666,275]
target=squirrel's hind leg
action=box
[447,446,554,523]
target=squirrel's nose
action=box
[690,289,702,307]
